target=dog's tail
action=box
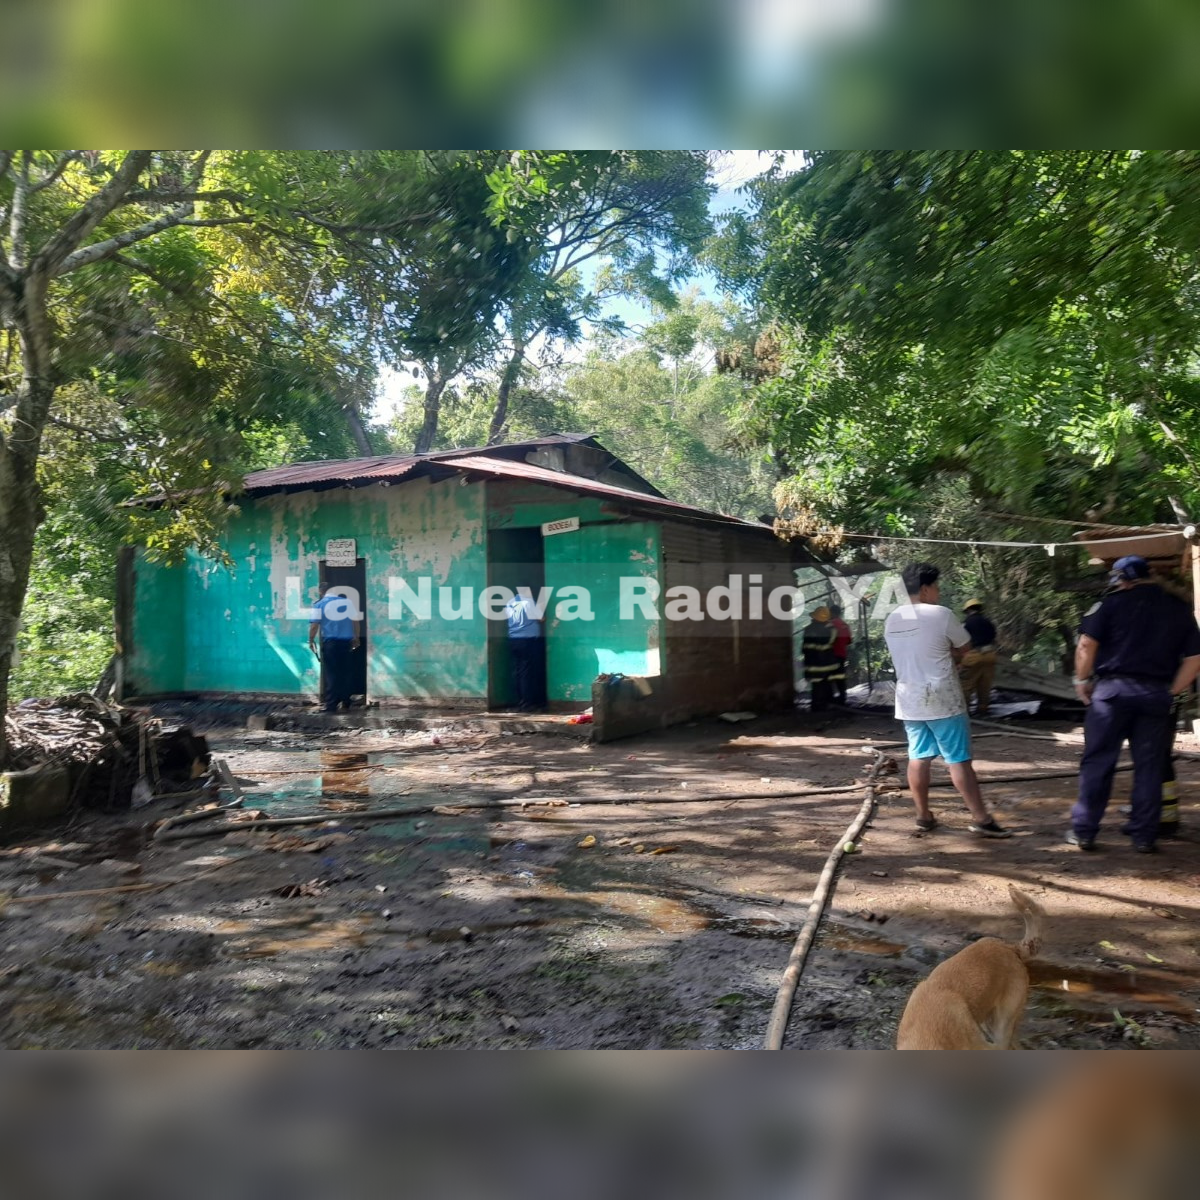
[1007,885,1045,960]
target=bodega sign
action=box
[541,516,580,537]
[325,538,357,566]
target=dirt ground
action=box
[2,703,1198,1049]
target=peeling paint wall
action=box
[127,477,487,700]
[542,521,661,701]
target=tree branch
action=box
[29,151,80,193]
[33,150,154,274]
[118,188,244,206]
[47,415,126,443]
[55,213,250,276]
[10,151,30,270]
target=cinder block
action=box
[0,765,72,830]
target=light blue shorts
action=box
[903,713,972,764]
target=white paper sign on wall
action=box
[325,538,357,566]
[541,516,580,537]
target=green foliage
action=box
[386,291,774,518]
[11,559,113,701]
[730,151,1200,529]
[479,152,715,445]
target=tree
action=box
[727,151,1200,529]
[480,152,714,445]
[0,150,536,760]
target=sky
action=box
[376,151,806,424]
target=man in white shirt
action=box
[883,562,1011,838]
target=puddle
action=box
[320,751,370,798]
[1028,961,1197,1018]
[369,819,489,855]
[705,915,795,940]
[818,923,907,957]
[226,749,415,814]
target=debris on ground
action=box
[2,703,1198,1049]
[5,693,212,813]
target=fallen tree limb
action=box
[3,880,171,903]
[763,752,886,1050]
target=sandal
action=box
[915,816,938,832]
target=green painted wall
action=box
[543,521,662,701]
[128,477,488,699]
[126,551,185,694]
[486,480,663,702]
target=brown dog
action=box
[896,884,1044,1049]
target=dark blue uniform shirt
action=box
[1080,584,1200,682]
[963,612,997,648]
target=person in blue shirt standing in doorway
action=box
[1070,555,1200,853]
[308,582,361,713]
[504,589,545,712]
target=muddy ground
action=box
[2,704,1198,1049]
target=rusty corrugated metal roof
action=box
[241,453,424,490]
[137,434,793,547]
[237,444,777,535]
[238,435,600,493]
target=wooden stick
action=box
[4,880,169,903]
[153,783,876,842]
[764,753,886,1050]
[2,858,235,905]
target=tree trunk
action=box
[343,404,373,456]
[413,370,447,455]
[0,274,55,765]
[0,458,42,764]
[487,342,525,446]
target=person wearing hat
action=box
[1069,555,1200,853]
[959,598,999,717]
[802,605,842,713]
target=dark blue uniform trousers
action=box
[321,638,354,711]
[510,637,546,710]
[1072,678,1173,844]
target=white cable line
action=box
[820,529,1182,551]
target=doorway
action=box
[487,528,545,709]
[318,558,368,704]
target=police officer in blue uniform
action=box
[1069,556,1200,852]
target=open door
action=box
[319,558,368,704]
[487,528,545,709]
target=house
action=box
[117,436,816,737]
